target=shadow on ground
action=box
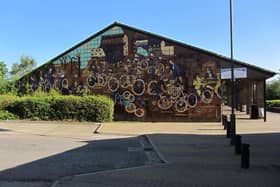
[1,132,280,187]
[54,133,280,187]
[0,128,10,132]
[0,136,149,184]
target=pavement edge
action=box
[51,134,168,187]
[143,134,169,164]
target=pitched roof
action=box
[20,22,276,80]
[114,22,275,77]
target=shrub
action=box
[50,96,80,120]
[0,110,19,120]
[7,97,52,120]
[5,95,114,122]
[31,88,61,97]
[49,96,114,122]
[80,96,114,122]
[266,100,280,107]
[0,95,18,109]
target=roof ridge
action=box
[18,22,275,81]
[113,22,275,75]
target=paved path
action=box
[98,111,280,136]
[1,110,280,186]
[54,111,280,187]
[0,122,133,171]
[0,122,152,187]
[54,134,280,187]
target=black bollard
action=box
[235,135,242,154]
[230,114,236,145]
[241,143,250,169]
[222,115,227,130]
[226,121,231,138]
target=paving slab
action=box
[98,111,280,136]
[54,110,280,187]
[54,132,280,187]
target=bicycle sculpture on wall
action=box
[24,26,221,119]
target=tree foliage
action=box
[0,61,8,79]
[0,61,17,94]
[0,79,18,95]
[0,60,20,95]
[10,55,36,80]
[266,80,280,100]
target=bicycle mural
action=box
[18,24,221,121]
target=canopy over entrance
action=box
[219,60,275,121]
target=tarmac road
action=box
[0,123,151,187]
[1,110,280,187]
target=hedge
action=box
[5,95,114,122]
[0,110,19,120]
[0,95,18,110]
[7,97,52,120]
[266,100,280,113]
[266,100,280,107]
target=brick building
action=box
[17,22,275,121]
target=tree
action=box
[0,61,18,95]
[266,80,280,100]
[10,55,36,80]
[0,79,17,95]
[0,61,8,79]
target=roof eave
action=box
[18,21,276,81]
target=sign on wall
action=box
[221,67,247,79]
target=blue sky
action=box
[0,0,279,76]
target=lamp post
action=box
[230,0,236,143]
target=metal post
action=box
[241,143,250,169]
[230,0,236,142]
[223,115,227,130]
[226,120,231,138]
[263,80,266,122]
[235,135,242,154]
